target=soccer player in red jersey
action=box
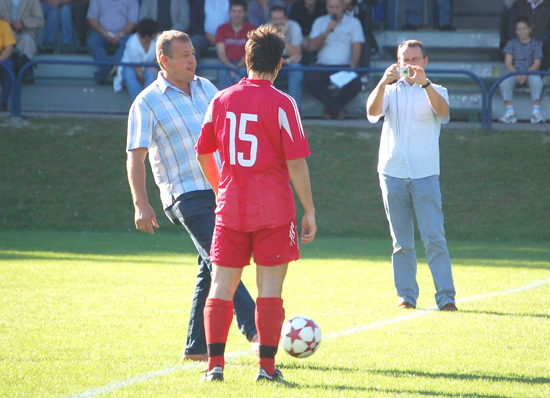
[195,25,317,383]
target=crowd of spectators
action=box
[1,0,464,116]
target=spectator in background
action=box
[189,0,229,63]
[305,0,364,119]
[40,0,74,53]
[0,19,15,111]
[499,16,545,124]
[113,18,160,100]
[504,0,550,70]
[73,0,89,49]
[344,0,377,70]
[247,0,284,27]
[86,0,139,85]
[288,0,326,64]
[269,5,303,108]
[403,0,455,31]
[138,0,189,33]
[215,0,255,89]
[0,0,44,66]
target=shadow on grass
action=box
[459,308,550,320]
[281,362,549,387]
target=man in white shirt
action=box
[305,0,364,119]
[366,39,457,312]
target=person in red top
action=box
[215,0,255,89]
[196,25,317,383]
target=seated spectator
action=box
[269,5,303,107]
[0,19,15,111]
[215,0,255,89]
[86,0,139,85]
[189,0,229,63]
[138,0,189,33]
[305,0,364,119]
[403,0,455,31]
[504,0,550,70]
[499,16,545,124]
[0,0,44,67]
[288,0,326,64]
[247,0,284,27]
[40,0,75,53]
[73,0,90,49]
[113,18,160,100]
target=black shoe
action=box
[0,102,8,112]
[439,24,456,31]
[255,368,287,383]
[402,23,418,31]
[201,366,223,382]
[39,42,56,53]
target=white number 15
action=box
[227,111,258,167]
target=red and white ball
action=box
[281,316,322,358]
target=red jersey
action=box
[196,78,310,231]
[215,21,256,62]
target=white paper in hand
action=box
[329,71,358,88]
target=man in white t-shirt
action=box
[269,5,304,108]
[305,0,364,119]
[189,0,230,62]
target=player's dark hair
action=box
[269,5,287,16]
[136,18,160,38]
[245,25,285,75]
[397,39,426,59]
[230,0,247,11]
[516,16,532,27]
[156,30,191,70]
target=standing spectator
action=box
[86,0,139,85]
[138,0,189,33]
[269,5,303,108]
[288,0,326,64]
[126,30,258,363]
[215,0,255,89]
[0,19,15,111]
[40,0,74,53]
[343,0,377,69]
[0,0,44,66]
[499,16,545,124]
[403,0,455,31]
[188,0,229,63]
[505,0,550,69]
[366,39,457,312]
[196,25,316,383]
[305,0,364,119]
[113,18,160,100]
[247,0,284,27]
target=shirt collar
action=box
[157,71,201,94]
[529,0,542,9]
[241,77,273,87]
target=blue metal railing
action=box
[9,58,530,131]
[0,60,16,115]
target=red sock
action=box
[255,297,285,376]
[204,297,234,371]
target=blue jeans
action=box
[278,62,304,108]
[87,30,129,84]
[122,66,158,100]
[42,2,74,45]
[379,174,456,309]
[164,190,257,354]
[217,61,246,89]
[407,0,452,27]
[0,59,14,104]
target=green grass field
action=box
[1,231,549,398]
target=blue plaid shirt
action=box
[127,72,219,209]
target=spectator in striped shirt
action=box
[126,30,258,362]
[499,16,545,124]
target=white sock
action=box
[506,105,514,114]
[533,105,541,114]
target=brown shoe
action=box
[441,303,458,312]
[397,298,416,309]
[182,353,208,362]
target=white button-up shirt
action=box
[367,79,450,179]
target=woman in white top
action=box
[114,18,160,99]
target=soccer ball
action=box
[281,316,322,358]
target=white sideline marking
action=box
[62,279,550,398]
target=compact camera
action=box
[397,66,410,78]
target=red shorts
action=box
[210,220,300,268]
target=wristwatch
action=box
[107,31,115,39]
[421,79,431,89]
